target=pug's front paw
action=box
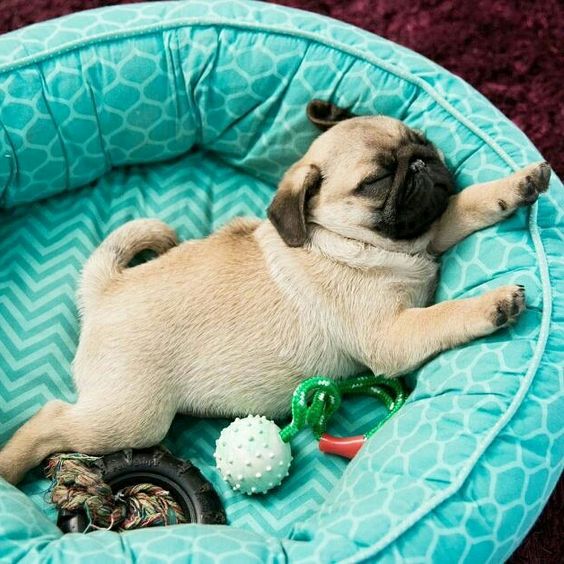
[514,162,551,207]
[478,285,526,333]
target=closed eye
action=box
[355,172,394,198]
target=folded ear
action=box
[307,99,356,131]
[267,164,321,247]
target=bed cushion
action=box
[0,0,562,562]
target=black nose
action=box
[409,159,426,173]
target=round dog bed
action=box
[0,0,562,561]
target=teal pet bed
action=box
[0,0,562,562]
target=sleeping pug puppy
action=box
[0,101,551,485]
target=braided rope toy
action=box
[215,374,406,495]
[45,453,186,531]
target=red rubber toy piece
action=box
[318,433,366,459]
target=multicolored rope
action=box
[279,374,406,443]
[45,454,186,531]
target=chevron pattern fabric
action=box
[0,1,562,562]
[1,148,391,539]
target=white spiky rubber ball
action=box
[215,415,292,495]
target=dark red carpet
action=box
[0,1,561,561]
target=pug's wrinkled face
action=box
[268,101,455,248]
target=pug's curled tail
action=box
[78,219,178,315]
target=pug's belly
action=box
[173,338,365,420]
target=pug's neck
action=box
[305,223,436,276]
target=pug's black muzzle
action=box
[374,144,454,240]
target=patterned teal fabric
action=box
[0,0,562,562]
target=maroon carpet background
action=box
[0,0,562,561]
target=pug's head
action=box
[268,100,455,248]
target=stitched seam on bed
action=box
[0,19,540,173]
[0,15,553,558]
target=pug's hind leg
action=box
[430,162,551,254]
[373,285,526,376]
[0,395,175,485]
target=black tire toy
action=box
[56,447,226,533]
